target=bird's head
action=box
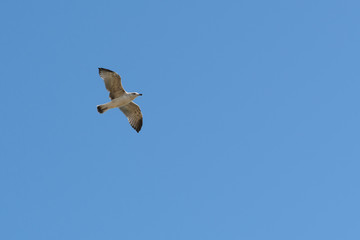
[129,92,143,99]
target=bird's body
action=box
[97,68,143,132]
[97,93,138,113]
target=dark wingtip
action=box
[98,67,113,73]
[135,118,143,133]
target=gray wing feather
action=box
[98,68,125,99]
[119,102,143,133]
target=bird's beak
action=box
[139,93,143,96]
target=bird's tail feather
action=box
[97,105,108,114]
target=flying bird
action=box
[97,68,143,132]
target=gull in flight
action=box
[97,68,143,132]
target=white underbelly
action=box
[107,96,132,108]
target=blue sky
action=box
[1,0,360,239]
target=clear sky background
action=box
[1,0,360,239]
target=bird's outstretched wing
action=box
[98,68,126,99]
[119,102,143,132]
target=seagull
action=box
[97,68,143,132]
